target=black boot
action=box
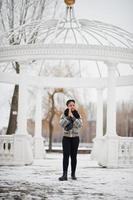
[59,171,67,181]
[71,172,77,180]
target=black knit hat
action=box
[66,99,75,106]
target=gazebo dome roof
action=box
[36,18,133,48]
[0,3,133,78]
[1,5,133,49]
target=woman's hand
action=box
[68,107,73,117]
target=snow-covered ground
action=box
[0,153,133,200]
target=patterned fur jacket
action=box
[59,109,82,137]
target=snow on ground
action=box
[0,153,133,200]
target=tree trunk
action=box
[6,85,19,135]
[49,119,54,151]
[48,89,64,151]
[48,94,55,151]
[6,62,20,135]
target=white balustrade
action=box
[118,137,133,167]
[0,135,14,165]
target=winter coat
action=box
[59,109,82,137]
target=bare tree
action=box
[39,60,83,150]
[0,0,60,134]
[47,88,64,151]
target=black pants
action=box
[62,136,79,174]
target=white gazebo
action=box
[0,0,133,167]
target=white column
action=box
[94,62,119,168]
[96,88,103,138]
[95,62,119,168]
[91,87,104,160]
[34,88,46,159]
[35,88,42,138]
[16,82,28,135]
[14,82,33,165]
[106,62,117,137]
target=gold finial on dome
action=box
[64,0,75,6]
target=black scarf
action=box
[64,108,80,119]
[64,109,80,131]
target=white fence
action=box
[0,134,133,167]
[0,134,33,165]
[0,135,14,165]
[118,137,133,167]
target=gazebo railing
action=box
[94,136,133,168]
[0,135,14,165]
[118,137,133,167]
[0,134,34,165]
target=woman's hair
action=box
[66,99,75,106]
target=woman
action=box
[59,99,82,181]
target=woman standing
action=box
[59,99,82,181]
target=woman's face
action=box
[67,101,76,111]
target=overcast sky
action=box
[74,0,133,33]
